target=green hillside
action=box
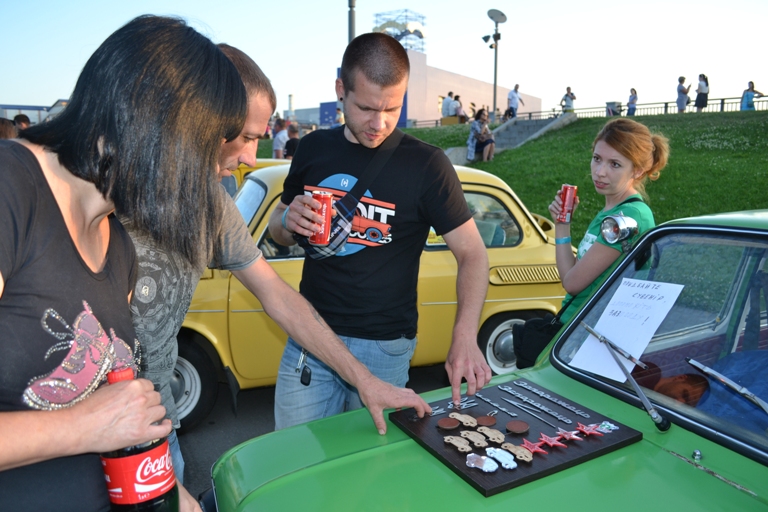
[410,112,768,238]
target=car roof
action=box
[662,209,768,231]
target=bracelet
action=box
[555,237,572,245]
[281,207,290,231]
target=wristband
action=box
[281,207,290,231]
[555,237,572,245]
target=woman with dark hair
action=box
[467,109,495,162]
[741,81,764,111]
[0,15,246,512]
[695,74,709,112]
[549,118,669,324]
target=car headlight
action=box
[601,215,638,244]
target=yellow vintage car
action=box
[174,164,566,430]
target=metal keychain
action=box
[296,348,311,386]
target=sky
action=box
[2,0,767,116]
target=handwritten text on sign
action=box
[571,278,684,382]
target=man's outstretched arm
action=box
[232,258,431,434]
[442,219,492,405]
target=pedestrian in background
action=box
[442,91,454,117]
[627,88,638,116]
[272,118,289,158]
[467,108,495,162]
[13,114,30,131]
[561,87,576,113]
[695,74,709,112]
[504,84,525,120]
[740,81,764,111]
[0,118,16,139]
[284,123,300,160]
[676,76,691,113]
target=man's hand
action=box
[284,195,324,238]
[445,334,492,405]
[356,375,431,435]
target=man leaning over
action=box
[127,44,430,511]
[268,33,491,430]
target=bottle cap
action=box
[107,367,135,384]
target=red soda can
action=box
[557,185,578,223]
[309,191,334,245]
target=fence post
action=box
[664,103,668,114]
[720,99,725,112]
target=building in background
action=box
[305,9,540,128]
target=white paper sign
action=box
[571,278,684,382]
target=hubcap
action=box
[172,356,202,420]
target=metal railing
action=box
[413,96,768,127]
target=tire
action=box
[477,312,542,375]
[173,337,219,433]
[365,227,383,242]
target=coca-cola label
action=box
[101,440,176,505]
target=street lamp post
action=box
[483,9,507,123]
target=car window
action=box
[555,231,768,456]
[234,177,268,226]
[427,192,521,248]
[259,230,305,260]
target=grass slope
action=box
[450,112,768,237]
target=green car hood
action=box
[212,366,768,511]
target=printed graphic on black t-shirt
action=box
[304,174,397,254]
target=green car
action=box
[210,210,768,511]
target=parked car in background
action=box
[174,164,565,430]
[220,160,286,196]
[209,210,768,511]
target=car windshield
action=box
[234,176,268,226]
[554,228,768,460]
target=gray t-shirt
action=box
[126,185,260,427]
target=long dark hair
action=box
[22,15,247,265]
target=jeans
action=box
[627,105,636,116]
[274,335,417,430]
[168,429,185,485]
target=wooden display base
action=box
[389,379,642,497]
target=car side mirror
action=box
[601,215,638,253]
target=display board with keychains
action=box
[389,379,642,497]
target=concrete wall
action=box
[405,49,541,123]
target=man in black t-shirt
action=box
[269,33,491,430]
[284,124,300,160]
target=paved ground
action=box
[178,364,449,499]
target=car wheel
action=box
[477,312,541,375]
[365,227,383,242]
[173,337,218,433]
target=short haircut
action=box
[0,118,17,139]
[288,124,299,134]
[13,114,31,126]
[218,44,276,112]
[22,15,247,266]
[274,118,286,129]
[340,32,409,92]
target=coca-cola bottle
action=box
[100,367,179,511]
